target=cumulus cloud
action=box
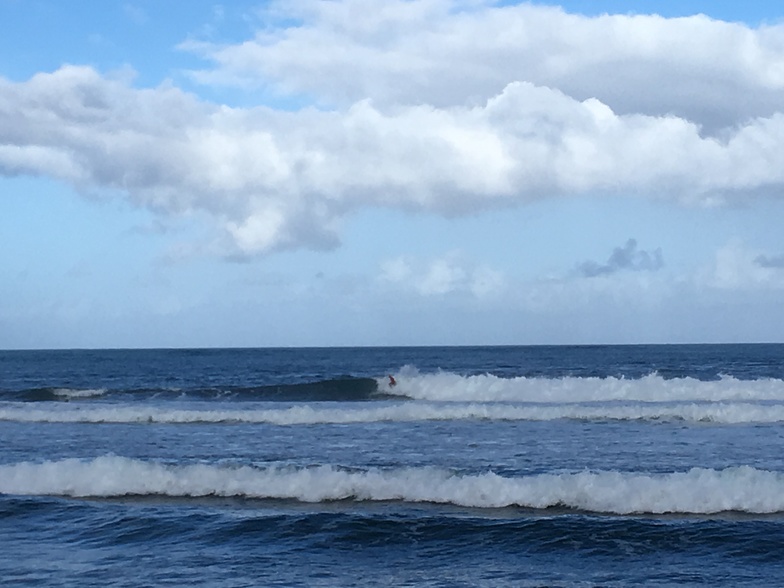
[379,253,504,298]
[2,2,784,256]
[577,239,664,278]
[185,1,784,132]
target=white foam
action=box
[2,400,784,424]
[52,388,108,399]
[1,456,783,514]
[383,369,784,403]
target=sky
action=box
[2,0,784,349]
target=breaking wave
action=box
[52,388,108,399]
[3,400,784,424]
[3,387,110,402]
[2,456,783,515]
[6,372,784,405]
[383,369,784,403]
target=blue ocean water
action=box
[2,344,784,586]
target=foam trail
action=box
[383,369,784,403]
[3,401,784,424]
[1,457,783,514]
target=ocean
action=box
[2,344,784,586]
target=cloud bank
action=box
[2,1,784,255]
[186,1,784,132]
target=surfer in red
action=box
[388,375,397,388]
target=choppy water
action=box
[2,344,784,586]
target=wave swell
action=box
[2,457,783,515]
[2,378,381,403]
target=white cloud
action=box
[418,257,467,295]
[379,257,412,283]
[699,240,784,290]
[185,1,784,131]
[378,253,504,298]
[2,3,784,256]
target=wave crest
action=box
[384,369,784,403]
[2,457,783,515]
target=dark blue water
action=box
[2,344,784,586]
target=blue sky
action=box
[2,0,784,348]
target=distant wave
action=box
[5,371,784,407]
[2,456,783,515]
[52,388,108,399]
[4,401,784,425]
[1,387,111,402]
[383,369,784,403]
[2,378,382,403]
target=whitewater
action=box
[3,344,784,586]
[3,456,784,515]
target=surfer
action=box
[388,374,397,388]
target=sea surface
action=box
[2,344,784,586]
